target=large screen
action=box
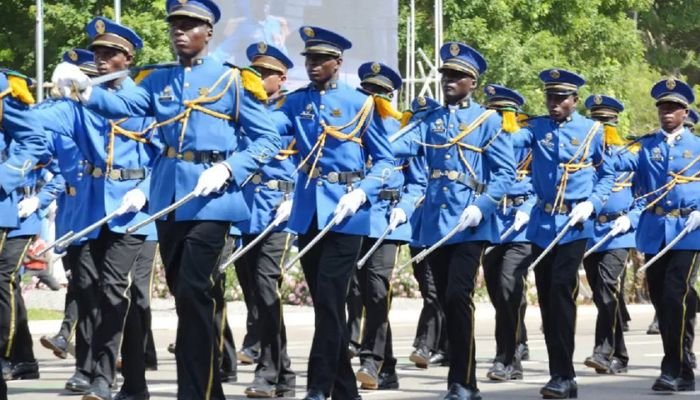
[210,0,399,89]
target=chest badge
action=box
[198,88,209,97]
[159,86,173,101]
[541,132,554,149]
[331,108,342,118]
[458,122,469,131]
[300,104,315,119]
[683,150,693,159]
[651,147,663,161]
[432,119,446,133]
[570,137,580,146]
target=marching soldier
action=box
[392,42,516,400]
[271,26,395,400]
[581,94,633,375]
[239,42,296,398]
[614,79,700,392]
[351,61,405,391]
[481,84,534,382]
[0,67,48,398]
[522,69,615,399]
[51,2,281,399]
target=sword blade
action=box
[126,191,197,234]
[528,219,575,271]
[61,209,122,247]
[637,226,691,276]
[37,230,74,256]
[583,227,621,259]
[283,217,337,271]
[357,225,394,269]
[89,70,130,87]
[218,219,280,272]
[398,223,462,270]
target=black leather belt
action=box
[299,164,365,184]
[653,206,694,217]
[536,199,583,215]
[163,146,228,163]
[504,195,530,208]
[596,211,625,224]
[379,189,400,202]
[85,163,145,180]
[249,174,295,193]
[429,169,487,194]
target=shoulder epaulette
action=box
[618,132,655,154]
[0,68,34,105]
[410,96,441,113]
[132,62,178,84]
[373,94,402,121]
[239,66,268,102]
[0,68,30,80]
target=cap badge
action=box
[666,79,676,90]
[449,43,460,57]
[550,69,560,79]
[68,50,78,62]
[594,95,602,105]
[257,42,268,54]
[303,27,315,38]
[371,62,381,74]
[417,96,426,107]
[486,86,496,95]
[95,19,106,35]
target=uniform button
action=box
[442,186,448,192]
[320,105,325,110]
[317,181,323,186]
[560,143,565,148]
[448,124,454,129]
[450,109,455,113]
[444,154,451,159]
[669,156,675,160]
[666,200,672,205]
[320,90,326,95]
[184,67,192,72]
[254,188,261,193]
[440,204,447,209]
[318,151,323,157]
[184,82,190,88]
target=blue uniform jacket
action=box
[522,112,615,248]
[86,57,281,222]
[391,100,516,246]
[9,166,64,238]
[36,78,160,238]
[272,81,395,236]
[615,128,700,253]
[0,72,48,230]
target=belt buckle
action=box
[431,170,441,179]
[108,169,121,180]
[447,170,460,181]
[544,203,553,213]
[327,172,339,184]
[182,151,195,162]
[598,215,608,224]
[311,168,321,179]
[251,174,262,185]
[166,147,177,158]
[655,206,664,216]
[266,180,279,190]
[67,186,77,196]
[559,204,569,214]
[669,209,680,217]
[91,167,103,178]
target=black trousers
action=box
[645,250,699,380]
[354,239,398,371]
[429,241,484,389]
[157,218,229,400]
[216,235,238,376]
[237,232,295,385]
[234,238,260,352]
[410,246,447,355]
[533,239,587,379]
[299,219,362,399]
[346,273,363,351]
[483,242,532,366]
[58,249,79,341]
[0,234,34,363]
[88,226,146,385]
[582,248,629,364]
[120,240,158,392]
[69,242,96,376]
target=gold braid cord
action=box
[551,121,601,214]
[105,118,157,173]
[274,138,299,161]
[418,109,496,180]
[516,150,532,181]
[296,96,374,188]
[636,154,700,210]
[611,172,634,193]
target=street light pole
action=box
[35,0,44,102]
[114,0,121,23]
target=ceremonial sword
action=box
[126,190,198,234]
[527,218,577,271]
[637,226,692,276]
[218,216,284,273]
[397,223,463,270]
[583,226,622,259]
[282,212,346,271]
[55,208,125,249]
[37,230,74,257]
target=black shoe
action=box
[430,352,448,365]
[677,377,695,392]
[65,371,91,393]
[584,354,610,372]
[487,362,506,381]
[646,318,660,335]
[302,389,326,400]
[690,352,697,369]
[221,369,237,383]
[0,358,11,381]
[540,376,577,399]
[356,363,379,390]
[10,361,39,380]
[605,357,628,374]
[622,321,630,332]
[409,347,430,369]
[82,377,112,400]
[113,388,150,400]
[237,347,259,365]
[347,343,360,360]
[40,334,69,359]
[167,343,176,354]
[145,360,158,371]
[377,371,399,390]
[443,383,481,400]
[652,374,677,392]
[245,378,277,398]
[516,343,530,361]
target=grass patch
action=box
[28,308,63,320]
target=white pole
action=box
[35,0,44,102]
[114,0,121,23]
[410,0,416,102]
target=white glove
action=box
[685,210,700,232]
[274,199,293,224]
[458,205,483,232]
[51,62,92,101]
[388,207,407,230]
[568,201,594,225]
[513,210,530,231]
[611,215,632,234]
[116,188,147,215]
[17,197,40,218]
[193,163,232,197]
[333,189,367,222]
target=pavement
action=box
[10,292,700,399]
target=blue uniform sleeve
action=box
[37,167,65,210]
[613,146,640,172]
[396,156,428,219]
[390,118,426,158]
[0,99,48,195]
[86,78,155,118]
[589,127,616,213]
[135,126,163,200]
[474,126,517,218]
[223,78,281,185]
[358,110,395,201]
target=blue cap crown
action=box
[686,109,699,126]
[86,17,143,54]
[539,68,585,95]
[299,26,352,57]
[246,42,293,73]
[358,62,402,92]
[166,0,221,25]
[651,78,695,107]
[483,84,525,110]
[62,48,98,76]
[438,42,487,78]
